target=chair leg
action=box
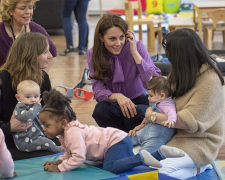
[150,24,155,49]
[147,25,151,48]
[223,31,225,44]
[212,30,215,40]
[203,28,207,44]
[208,29,212,50]
[139,25,142,41]
[158,23,162,44]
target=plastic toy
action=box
[74,88,94,101]
[54,68,94,100]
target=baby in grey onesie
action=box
[13,80,61,153]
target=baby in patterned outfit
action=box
[13,80,61,153]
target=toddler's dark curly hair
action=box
[40,89,76,122]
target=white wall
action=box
[88,0,125,14]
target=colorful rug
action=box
[213,160,225,180]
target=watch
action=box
[150,112,157,123]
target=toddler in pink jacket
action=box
[40,89,185,173]
[0,128,16,178]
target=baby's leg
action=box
[139,124,173,153]
[30,137,61,153]
[130,134,139,146]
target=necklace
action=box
[9,25,27,40]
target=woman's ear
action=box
[9,10,13,16]
[99,33,103,42]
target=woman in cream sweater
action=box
[131,28,225,179]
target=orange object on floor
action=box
[74,88,94,101]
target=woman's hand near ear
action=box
[125,30,142,64]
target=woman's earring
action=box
[102,42,104,45]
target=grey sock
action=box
[160,145,185,158]
[139,150,162,168]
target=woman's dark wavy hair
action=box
[162,28,224,99]
[90,13,128,82]
[40,89,76,122]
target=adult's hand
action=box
[109,93,137,118]
[145,107,153,122]
[125,30,137,54]
[10,111,32,133]
[125,30,142,64]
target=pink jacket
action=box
[0,129,14,178]
[58,120,128,172]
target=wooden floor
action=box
[48,15,225,159]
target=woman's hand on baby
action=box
[10,110,32,133]
[44,164,60,172]
[161,120,174,128]
[145,107,153,122]
[125,30,137,55]
[115,93,137,118]
[42,160,62,166]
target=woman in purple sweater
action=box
[87,14,161,132]
[0,0,57,72]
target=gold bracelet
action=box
[150,112,157,123]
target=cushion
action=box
[146,0,164,14]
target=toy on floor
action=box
[54,68,94,100]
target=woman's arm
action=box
[125,31,161,84]
[145,107,189,130]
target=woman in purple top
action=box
[87,14,161,132]
[0,0,57,72]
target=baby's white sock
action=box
[160,145,185,158]
[139,150,162,168]
[200,164,213,174]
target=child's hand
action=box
[13,172,18,177]
[42,160,62,166]
[161,120,174,128]
[44,165,60,172]
[37,98,42,105]
[2,172,17,179]
[129,118,148,136]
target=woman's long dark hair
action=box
[162,28,224,98]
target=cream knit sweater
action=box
[167,63,225,166]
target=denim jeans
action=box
[62,0,89,49]
[131,123,175,153]
[92,92,149,132]
[103,135,165,174]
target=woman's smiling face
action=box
[100,26,125,55]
